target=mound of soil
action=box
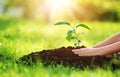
[20,46,120,69]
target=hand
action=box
[72,48,101,56]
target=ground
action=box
[0,18,120,77]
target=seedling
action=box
[55,21,90,46]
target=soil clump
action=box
[20,46,120,69]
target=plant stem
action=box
[73,27,80,46]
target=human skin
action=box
[72,32,120,56]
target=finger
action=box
[73,51,81,54]
[73,51,79,54]
[72,51,78,53]
[78,55,84,56]
[72,49,80,52]
[72,49,77,52]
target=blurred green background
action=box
[0,0,120,77]
[0,0,120,22]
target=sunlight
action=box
[43,0,76,21]
[48,0,70,10]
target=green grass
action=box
[0,18,120,77]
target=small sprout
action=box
[55,21,90,46]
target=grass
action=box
[0,18,120,77]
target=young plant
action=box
[55,21,90,46]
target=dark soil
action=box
[20,46,120,69]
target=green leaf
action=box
[72,36,77,39]
[78,40,82,43]
[67,30,73,35]
[66,34,73,41]
[54,22,70,26]
[76,24,90,30]
[74,43,77,46]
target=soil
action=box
[20,46,120,69]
